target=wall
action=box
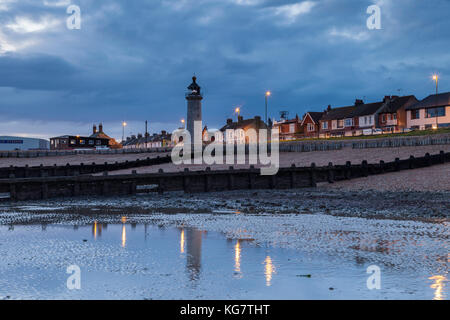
[407,106,450,129]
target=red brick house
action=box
[319,105,356,138]
[300,112,324,138]
[272,115,302,140]
[378,95,418,133]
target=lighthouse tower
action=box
[186,76,203,141]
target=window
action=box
[289,123,295,133]
[96,140,101,145]
[80,140,85,145]
[70,139,76,145]
[393,113,397,120]
[337,120,344,128]
[426,107,445,118]
[322,122,328,130]
[382,114,386,122]
[411,110,420,120]
[332,120,337,130]
[89,140,94,145]
[344,118,353,127]
[307,123,315,132]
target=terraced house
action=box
[406,92,450,130]
[378,95,418,133]
[318,104,356,138]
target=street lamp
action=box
[181,119,185,129]
[432,74,438,95]
[235,107,240,121]
[122,121,127,143]
[265,91,271,124]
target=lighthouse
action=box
[186,76,203,142]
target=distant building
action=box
[273,115,303,140]
[186,76,203,139]
[0,136,49,151]
[406,92,450,130]
[50,135,109,150]
[122,131,172,149]
[378,95,418,133]
[319,104,356,138]
[218,116,269,144]
[300,112,324,138]
[90,123,122,149]
[50,123,119,150]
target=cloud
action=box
[271,1,316,24]
[6,15,61,33]
[328,27,370,42]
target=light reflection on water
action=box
[0,220,447,300]
[429,275,447,300]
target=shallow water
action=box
[0,215,447,300]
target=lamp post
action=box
[181,119,185,129]
[432,75,439,130]
[122,121,127,143]
[235,107,240,121]
[432,74,438,95]
[265,91,271,124]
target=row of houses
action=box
[274,92,450,139]
[122,131,172,149]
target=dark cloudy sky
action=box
[0,0,449,140]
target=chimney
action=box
[161,130,167,136]
[254,116,261,126]
[383,96,391,103]
[227,118,233,125]
[93,124,97,134]
[126,137,131,141]
[327,105,332,112]
[98,123,103,133]
[238,116,243,123]
[137,133,143,139]
[355,99,364,106]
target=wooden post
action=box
[9,183,16,201]
[41,182,48,200]
[327,162,334,183]
[290,164,296,188]
[362,160,368,177]
[379,160,385,173]
[409,156,415,169]
[310,163,317,187]
[394,158,400,171]
[345,161,352,179]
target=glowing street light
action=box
[265,91,271,125]
[432,74,439,95]
[235,106,241,121]
[122,121,127,143]
[181,118,185,129]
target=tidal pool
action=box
[0,212,447,300]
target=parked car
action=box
[372,129,383,135]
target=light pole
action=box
[432,75,439,129]
[432,74,438,95]
[122,121,127,143]
[181,119,185,129]
[235,107,240,121]
[265,91,271,124]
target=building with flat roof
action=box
[0,136,49,151]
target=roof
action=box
[220,118,268,131]
[379,95,417,113]
[320,105,356,121]
[350,101,384,117]
[406,92,450,110]
[308,112,324,124]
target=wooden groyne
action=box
[0,151,448,201]
[0,155,172,179]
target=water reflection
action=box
[264,256,275,287]
[429,275,447,300]
[180,229,185,254]
[235,240,241,273]
[185,228,203,282]
[121,217,127,248]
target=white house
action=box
[406,92,450,130]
